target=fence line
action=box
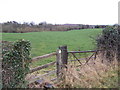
[68,50,98,53]
[32,52,56,62]
[68,57,95,62]
[28,46,99,85]
[30,61,56,73]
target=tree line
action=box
[1,21,109,33]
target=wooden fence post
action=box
[56,45,68,81]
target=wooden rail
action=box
[68,50,98,53]
[28,46,100,85]
[32,52,56,62]
[30,61,56,73]
[68,57,94,62]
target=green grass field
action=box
[2,29,102,57]
[2,29,102,67]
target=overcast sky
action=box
[0,0,119,25]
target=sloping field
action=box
[2,29,102,58]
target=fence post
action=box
[56,45,68,81]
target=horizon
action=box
[0,21,116,26]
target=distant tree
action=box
[29,21,35,26]
[39,21,47,25]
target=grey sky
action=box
[0,0,119,25]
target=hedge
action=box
[2,39,31,88]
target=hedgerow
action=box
[96,25,120,62]
[2,39,31,88]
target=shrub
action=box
[96,26,120,63]
[2,39,31,88]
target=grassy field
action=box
[2,28,102,67]
[2,29,102,57]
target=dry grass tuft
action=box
[57,55,118,88]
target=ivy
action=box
[2,39,31,88]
